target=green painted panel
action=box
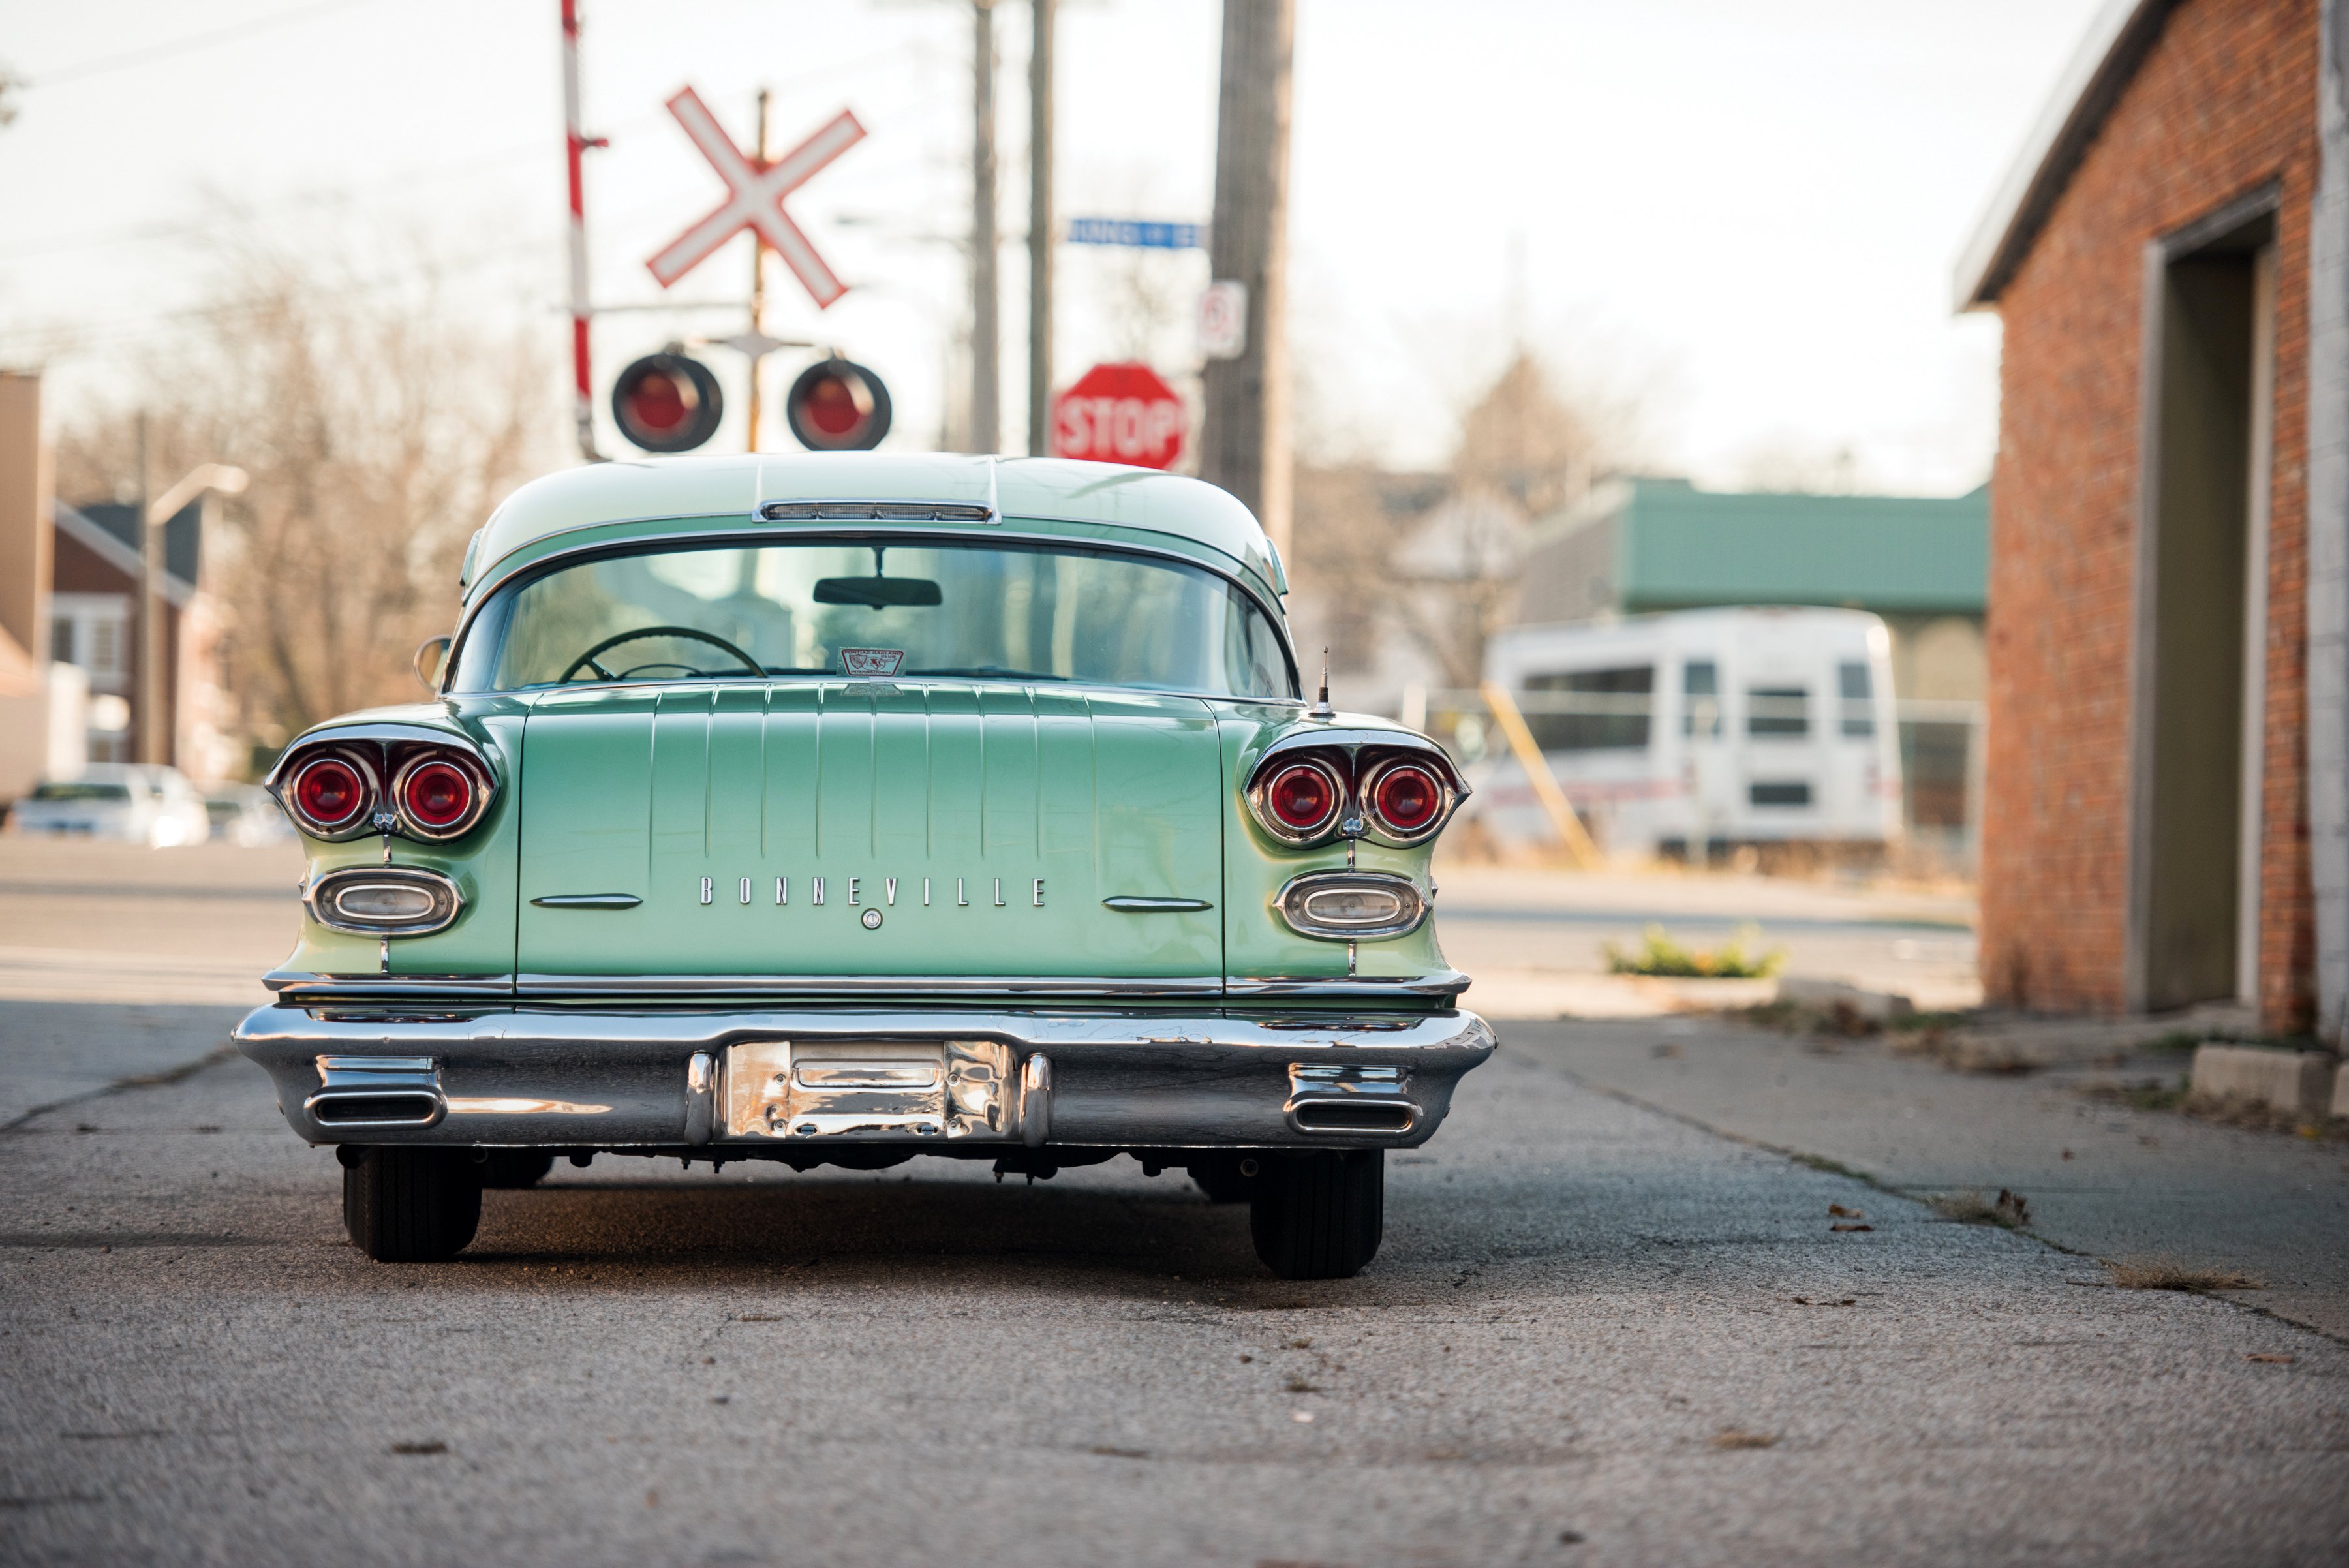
[516,682,1223,978]
[1611,480,1988,615]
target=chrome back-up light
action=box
[305,867,464,937]
[1274,871,1428,942]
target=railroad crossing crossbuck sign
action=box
[645,86,865,306]
[1051,363,1187,470]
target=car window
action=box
[457,538,1294,700]
[31,782,131,801]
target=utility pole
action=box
[969,0,1001,454]
[134,416,159,766]
[1026,0,1056,456]
[1200,0,1294,557]
[746,87,773,452]
[560,0,606,461]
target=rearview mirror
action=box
[813,576,942,608]
[413,634,452,692]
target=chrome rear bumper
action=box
[232,1006,1496,1152]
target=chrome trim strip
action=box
[241,1009,1496,1056]
[1101,896,1214,912]
[530,893,644,909]
[446,526,1299,699]
[1225,970,1471,998]
[265,970,514,996]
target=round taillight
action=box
[1264,762,1339,835]
[292,757,367,831]
[1371,763,1443,836]
[401,760,473,831]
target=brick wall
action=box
[1982,0,2320,1026]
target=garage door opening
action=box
[2129,194,2277,1012]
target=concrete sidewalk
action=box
[1499,1013,2349,1340]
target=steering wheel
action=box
[559,625,764,683]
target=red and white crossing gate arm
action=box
[645,87,865,309]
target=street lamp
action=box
[136,454,247,769]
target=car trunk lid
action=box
[515,682,1224,988]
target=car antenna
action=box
[1308,649,1334,720]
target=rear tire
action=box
[1249,1150,1384,1280]
[479,1150,555,1190]
[344,1148,482,1262]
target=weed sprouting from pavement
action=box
[1605,924,1785,979]
[2104,1258,2265,1293]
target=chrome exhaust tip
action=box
[305,1056,444,1129]
[1288,1098,1417,1135]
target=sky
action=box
[0,0,2104,495]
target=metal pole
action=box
[970,0,1001,455]
[1026,0,1055,456]
[134,414,161,767]
[746,87,773,453]
[1200,0,1294,556]
[561,0,604,462]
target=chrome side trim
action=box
[1225,970,1471,998]
[260,968,1476,1000]
[530,893,644,909]
[1101,895,1214,912]
[264,970,514,996]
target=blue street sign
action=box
[1066,218,1205,250]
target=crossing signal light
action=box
[612,352,724,453]
[785,357,891,452]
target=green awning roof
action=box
[1603,479,1987,615]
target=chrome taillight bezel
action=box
[284,750,381,841]
[390,751,492,840]
[1272,870,1428,941]
[1246,754,1348,845]
[1357,755,1458,847]
[303,865,464,937]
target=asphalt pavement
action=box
[3,842,2346,1565]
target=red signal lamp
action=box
[612,352,724,453]
[785,357,892,451]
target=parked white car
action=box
[10,765,214,846]
[202,782,295,846]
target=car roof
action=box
[465,453,1283,604]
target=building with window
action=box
[47,498,227,773]
[1959,0,2347,1038]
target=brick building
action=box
[1960,0,2349,1038]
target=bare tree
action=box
[55,248,553,753]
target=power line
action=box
[19,0,378,89]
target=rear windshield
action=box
[31,782,130,801]
[453,538,1295,700]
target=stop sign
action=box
[1051,363,1186,470]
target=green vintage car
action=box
[233,453,1492,1278]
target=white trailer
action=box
[1475,607,1903,859]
